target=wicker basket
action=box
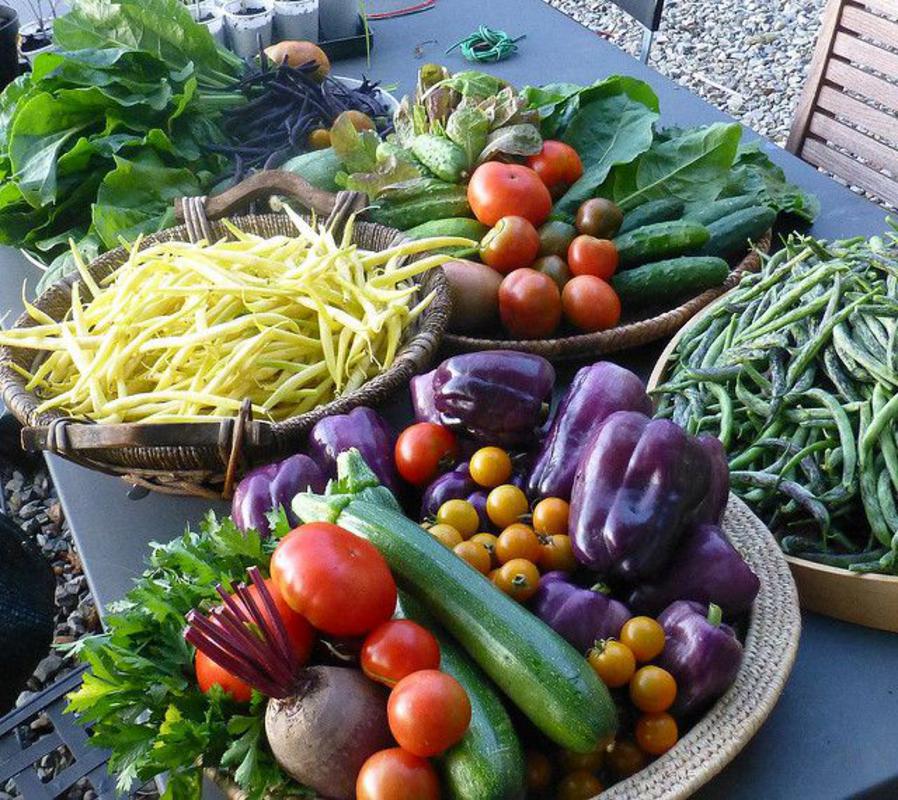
[443,233,771,363]
[0,176,451,499]
[209,494,800,800]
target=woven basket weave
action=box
[210,494,801,799]
[443,233,771,363]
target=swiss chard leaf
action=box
[477,123,542,164]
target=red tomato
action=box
[361,620,442,688]
[270,522,397,636]
[195,649,253,703]
[394,422,459,486]
[562,275,621,332]
[467,162,552,227]
[387,669,472,757]
[356,748,440,800]
[498,268,562,339]
[526,140,584,197]
[567,235,619,280]
[480,216,541,274]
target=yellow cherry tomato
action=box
[620,616,666,663]
[469,446,513,488]
[436,499,480,539]
[486,484,529,529]
[635,712,679,756]
[496,558,540,602]
[537,533,578,571]
[495,523,541,565]
[556,770,604,800]
[532,497,570,536]
[587,639,636,688]
[629,665,677,713]
[525,750,553,792]
[453,540,492,574]
[606,739,647,778]
[470,532,499,566]
[428,523,463,549]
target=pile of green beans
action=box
[655,230,898,574]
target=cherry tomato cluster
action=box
[465,143,625,340]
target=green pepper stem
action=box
[590,582,612,595]
[707,603,723,626]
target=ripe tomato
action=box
[567,235,619,280]
[428,523,463,549]
[526,140,584,198]
[470,532,499,566]
[629,665,677,713]
[635,712,679,756]
[436,499,479,538]
[575,198,623,239]
[270,522,397,636]
[469,446,513,488]
[559,745,605,773]
[486,484,529,529]
[495,523,542,565]
[195,649,253,703]
[454,540,492,574]
[395,422,459,486]
[532,497,570,537]
[526,750,553,791]
[388,669,472,757]
[538,533,578,572]
[620,616,666,663]
[467,162,552,226]
[562,275,621,332]
[361,620,441,688]
[606,739,647,778]
[480,216,541,274]
[356,748,440,800]
[587,639,636,688]
[496,558,541,602]
[499,268,562,339]
[556,770,604,800]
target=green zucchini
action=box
[618,198,685,235]
[398,593,526,800]
[698,206,777,260]
[293,451,617,753]
[683,195,759,225]
[612,256,729,306]
[613,219,710,268]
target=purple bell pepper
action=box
[466,489,492,532]
[410,369,440,424]
[421,462,477,519]
[692,434,730,525]
[232,454,326,537]
[570,411,711,580]
[527,362,651,501]
[432,351,555,446]
[530,571,632,655]
[627,523,760,617]
[308,406,400,495]
[656,600,744,716]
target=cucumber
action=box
[698,206,777,260]
[399,593,526,800]
[412,134,469,183]
[684,195,759,225]
[618,198,685,235]
[368,182,471,230]
[293,452,617,753]
[613,220,710,268]
[612,256,729,306]
[404,217,488,241]
[280,147,342,192]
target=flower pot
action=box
[318,0,358,40]
[273,0,318,42]
[223,0,274,58]
[17,19,54,61]
[0,6,18,90]
[188,0,226,46]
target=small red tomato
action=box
[526,140,584,198]
[467,162,552,226]
[356,748,440,800]
[361,620,442,688]
[567,235,619,280]
[480,216,541,274]
[395,422,459,486]
[388,669,472,757]
[562,275,621,332]
[195,649,253,702]
[270,522,397,637]
[498,268,562,339]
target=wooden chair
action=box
[612,0,666,63]
[787,0,898,207]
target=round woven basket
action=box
[210,494,801,799]
[443,233,771,363]
[0,203,450,499]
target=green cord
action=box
[446,25,525,63]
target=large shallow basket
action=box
[443,233,771,363]
[0,176,451,499]
[211,495,800,799]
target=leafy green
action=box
[330,112,380,174]
[446,105,489,168]
[344,154,421,199]
[435,70,506,100]
[477,123,542,164]
[66,513,310,799]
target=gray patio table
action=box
[1,1,897,797]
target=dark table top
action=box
[2,0,897,797]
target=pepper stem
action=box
[590,582,612,596]
[707,603,723,626]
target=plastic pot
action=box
[318,0,358,40]
[223,0,274,58]
[0,6,17,91]
[17,18,54,61]
[273,0,318,41]
[188,0,226,46]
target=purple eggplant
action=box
[530,571,631,655]
[432,351,555,446]
[628,523,760,617]
[410,369,440,424]
[421,462,477,519]
[527,362,651,501]
[232,454,326,536]
[308,407,400,495]
[656,601,743,716]
[570,411,711,580]
[692,434,730,525]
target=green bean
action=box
[687,316,728,367]
[730,470,831,535]
[858,402,892,547]
[706,382,733,448]
[863,390,898,454]
[877,468,898,535]
[822,347,862,402]
[744,290,832,340]
[803,389,857,493]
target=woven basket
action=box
[0,176,451,499]
[210,494,800,800]
[443,233,771,363]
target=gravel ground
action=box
[545,0,826,146]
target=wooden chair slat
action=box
[809,114,898,175]
[802,138,898,206]
[850,0,898,20]
[840,3,898,46]
[832,32,898,82]
[826,58,898,113]
[816,85,898,144]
